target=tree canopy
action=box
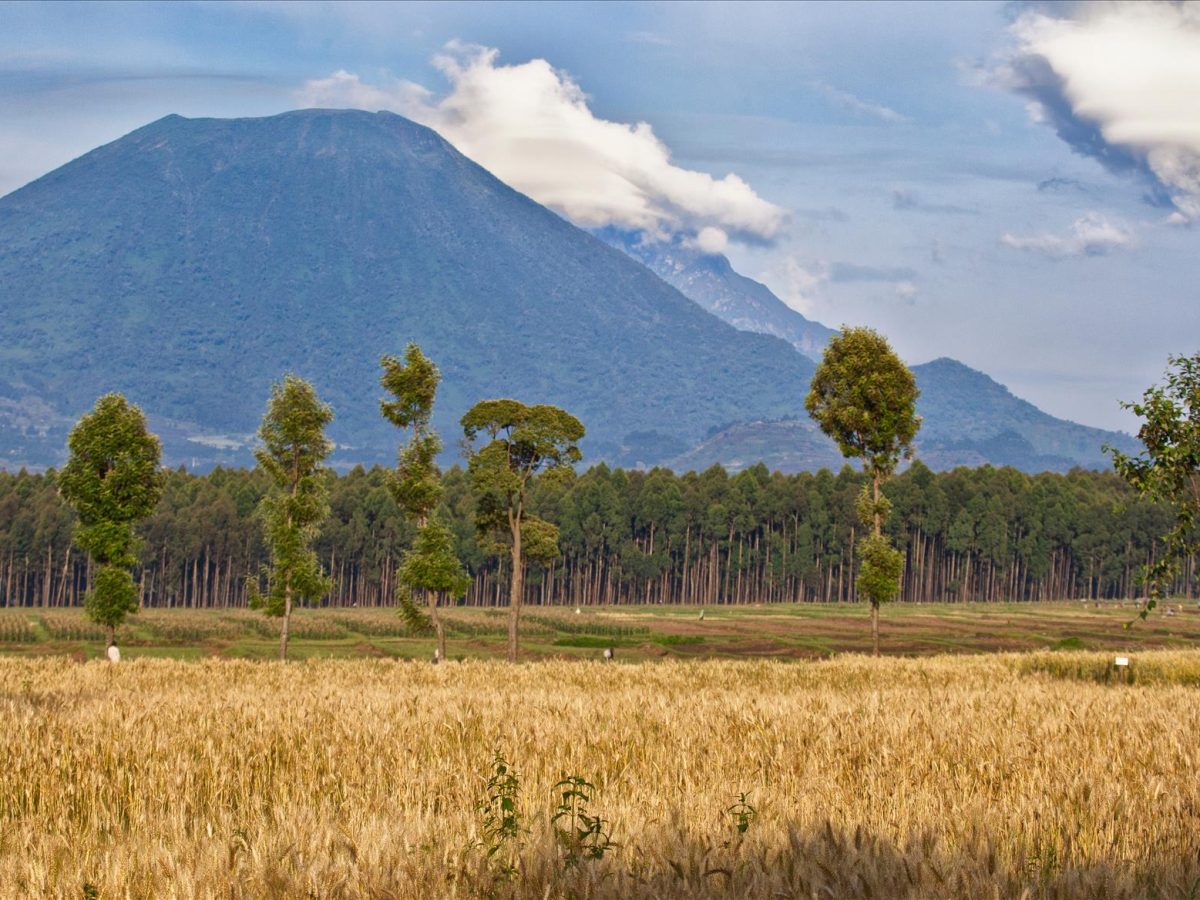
[1108,352,1200,617]
[251,375,333,660]
[805,326,920,481]
[807,327,920,654]
[382,345,467,660]
[59,393,163,644]
[463,399,584,661]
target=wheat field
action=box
[2,653,1198,898]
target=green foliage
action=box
[855,532,904,608]
[726,792,757,835]
[380,344,439,432]
[397,595,433,636]
[478,752,523,871]
[59,393,163,636]
[59,394,164,561]
[806,327,920,481]
[855,483,893,531]
[250,376,333,618]
[808,330,918,638]
[521,515,561,568]
[462,400,584,543]
[381,345,444,521]
[397,519,470,598]
[463,399,585,661]
[551,775,616,866]
[85,565,138,631]
[1108,353,1200,618]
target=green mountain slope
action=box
[0,109,814,469]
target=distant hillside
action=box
[596,228,837,361]
[911,358,1138,469]
[670,358,1138,473]
[0,109,815,470]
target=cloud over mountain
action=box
[998,2,1200,220]
[300,44,786,244]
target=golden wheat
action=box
[0,652,1197,898]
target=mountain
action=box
[669,358,1139,474]
[0,109,816,470]
[595,228,837,361]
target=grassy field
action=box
[0,600,1197,661]
[1,651,1198,898]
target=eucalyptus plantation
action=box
[462,400,584,662]
[381,344,468,661]
[806,326,919,654]
[58,394,164,649]
[249,376,333,661]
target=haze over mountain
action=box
[0,109,1136,474]
[595,228,837,362]
[0,109,816,470]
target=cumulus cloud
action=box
[1000,213,1136,259]
[297,45,786,242]
[691,226,729,255]
[997,2,1200,219]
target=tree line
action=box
[2,456,1192,612]
[13,333,1198,659]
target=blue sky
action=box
[3,0,1197,433]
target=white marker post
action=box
[1114,655,1130,684]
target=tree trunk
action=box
[871,601,879,656]
[429,590,446,662]
[279,582,292,661]
[508,514,523,663]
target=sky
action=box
[2,0,1198,433]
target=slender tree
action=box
[1108,352,1200,619]
[381,344,468,660]
[250,375,332,661]
[59,394,164,650]
[806,326,919,654]
[462,400,584,662]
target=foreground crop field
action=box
[2,653,1199,898]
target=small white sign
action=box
[1115,656,1129,667]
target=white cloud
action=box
[301,69,431,112]
[1003,3,1200,220]
[812,82,909,124]
[297,45,786,242]
[1000,213,1136,259]
[770,257,830,315]
[692,226,729,255]
[894,281,918,302]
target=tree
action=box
[59,393,163,648]
[462,400,584,662]
[381,344,469,660]
[1108,353,1200,619]
[250,375,333,661]
[806,326,919,654]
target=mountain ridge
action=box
[0,108,1137,475]
[595,227,837,361]
[671,357,1137,474]
[0,108,814,469]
